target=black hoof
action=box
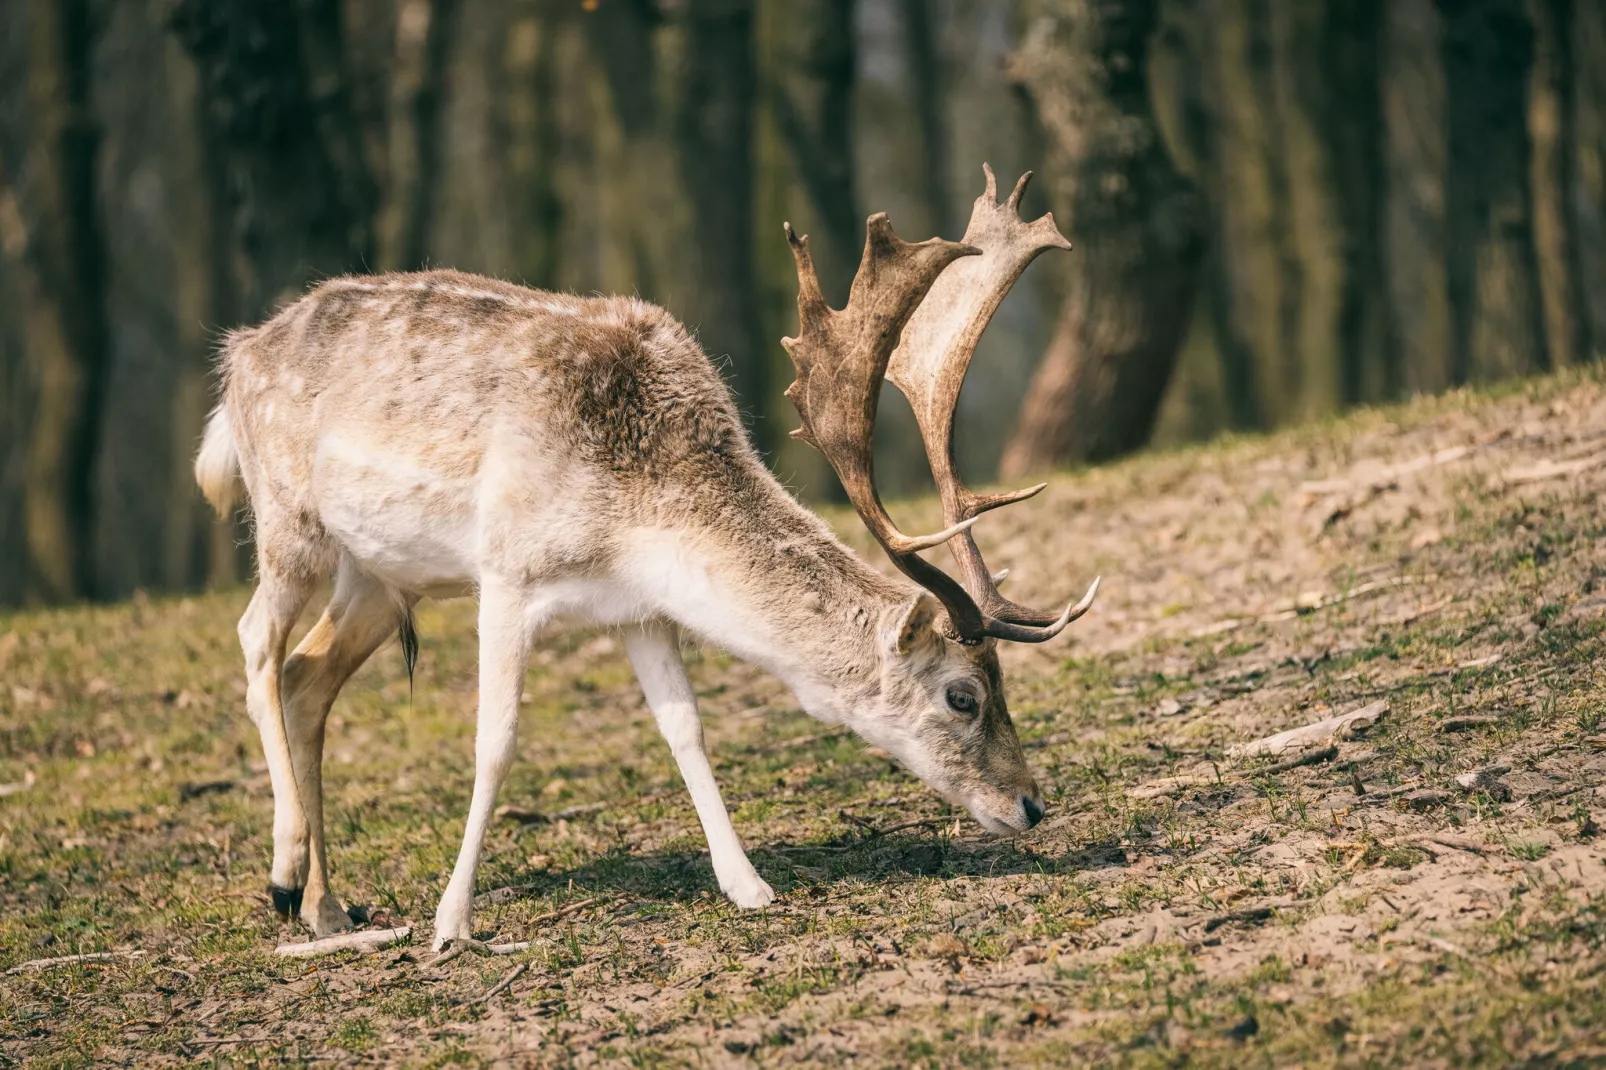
[269,884,304,919]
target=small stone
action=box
[1454,767,1512,801]
[1156,698,1185,717]
[1402,789,1452,812]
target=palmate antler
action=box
[889,165,1100,642]
[782,166,1099,645]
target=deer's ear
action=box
[889,593,942,656]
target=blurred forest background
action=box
[1,0,1603,607]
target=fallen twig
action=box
[429,937,532,967]
[1229,701,1388,759]
[274,926,411,958]
[436,895,612,965]
[1201,900,1296,934]
[837,810,945,838]
[6,949,144,974]
[1130,774,1219,799]
[178,779,235,802]
[461,961,529,1005]
[494,801,608,826]
[1400,833,1498,856]
[1494,450,1606,488]
[1413,934,1515,979]
[0,770,36,797]
[1256,745,1339,775]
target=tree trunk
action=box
[1527,0,1590,368]
[672,0,767,441]
[1316,0,1395,404]
[171,0,378,321]
[900,0,953,238]
[495,10,563,290]
[582,1,767,435]
[19,0,111,602]
[1001,0,1206,474]
[1574,1,1606,359]
[379,0,459,271]
[165,33,241,591]
[1382,0,1453,393]
[768,0,859,305]
[1437,0,1548,382]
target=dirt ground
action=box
[3,371,1605,1067]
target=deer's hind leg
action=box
[279,558,409,936]
[238,549,320,923]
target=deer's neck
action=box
[625,466,907,717]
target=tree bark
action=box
[1316,0,1395,404]
[900,0,953,239]
[1574,1,1606,359]
[1437,0,1548,382]
[672,0,767,440]
[768,0,859,305]
[378,0,459,271]
[19,0,111,602]
[495,10,563,290]
[171,0,378,321]
[582,1,766,435]
[1527,0,1590,368]
[1382,0,1453,393]
[1001,0,1206,474]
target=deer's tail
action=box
[195,405,240,517]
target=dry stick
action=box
[875,818,948,837]
[1401,833,1499,855]
[1200,899,1297,934]
[6,950,143,975]
[1414,935,1516,980]
[429,938,534,967]
[274,927,412,958]
[430,896,611,967]
[461,961,530,1006]
[838,810,947,838]
[1256,745,1339,775]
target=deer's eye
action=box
[945,684,980,716]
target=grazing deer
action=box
[195,166,1097,949]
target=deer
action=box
[194,165,1097,950]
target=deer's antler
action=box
[887,164,1098,643]
[782,215,993,638]
[783,185,1099,645]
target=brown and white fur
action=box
[196,269,1046,949]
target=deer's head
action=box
[782,165,1099,835]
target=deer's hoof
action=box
[723,874,775,909]
[269,884,304,920]
[305,897,355,937]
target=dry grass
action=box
[3,370,1605,1067]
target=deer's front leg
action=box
[625,620,773,908]
[433,576,538,950]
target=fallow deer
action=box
[195,165,1096,949]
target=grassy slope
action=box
[2,371,1605,1067]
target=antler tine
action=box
[782,215,994,636]
[887,164,1094,643]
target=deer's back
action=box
[220,270,757,588]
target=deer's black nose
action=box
[1021,795,1045,828]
